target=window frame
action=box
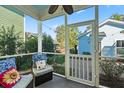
[116,40,124,57]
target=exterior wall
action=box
[100,24,124,57]
[101,33,124,57]
[99,24,124,36]
[0,6,24,39]
[78,35,91,54]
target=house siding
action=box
[100,24,124,57]
[0,6,24,39]
[78,35,92,54]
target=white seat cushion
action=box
[33,65,53,77]
[13,74,33,88]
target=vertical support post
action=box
[94,5,99,87]
[23,14,26,42]
[115,40,117,57]
[65,14,70,78]
[38,20,42,52]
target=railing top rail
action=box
[70,55,124,60]
[42,52,65,55]
[0,52,65,59]
[70,54,92,58]
[0,52,123,60]
[0,52,38,59]
[116,47,124,48]
[100,56,124,60]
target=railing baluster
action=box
[69,56,71,76]
[87,57,89,80]
[78,57,81,78]
[90,58,92,81]
[75,57,77,78]
[83,57,85,79]
[74,56,75,77]
[71,56,73,77]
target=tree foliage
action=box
[25,33,54,53]
[25,35,38,53]
[55,25,79,52]
[55,25,65,49]
[0,25,23,56]
[42,33,54,52]
[111,14,124,21]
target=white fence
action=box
[69,54,93,85]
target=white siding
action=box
[99,24,124,57]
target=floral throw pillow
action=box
[0,67,21,88]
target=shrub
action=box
[16,55,32,71]
[54,55,65,64]
[0,25,24,56]
[100,61,124,81]
[25,35,38,53]
[47,55,65,65]
[53,65,65,75]
[47,55,55,65]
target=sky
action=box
[25,5,124,39]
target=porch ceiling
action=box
[2,5,92,20]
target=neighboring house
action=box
[78,19,124,57]
[0,6,24,39]
[78,31,92,55]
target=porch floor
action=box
[37,75,95,88]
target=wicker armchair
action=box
[32,53,53,87]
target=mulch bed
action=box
[100,74,124,88]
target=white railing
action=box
[99,56,124,60]
[42,52,65,55]
[69,54,92,81]
[0,52,38,72]
[0,52,66,75]
[0,52,38,59]
[0,52,65,59]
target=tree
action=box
[25,33,54,53]
[0,25,23,56]
[55,25,65,50]
[25,35,38,53]
[111,14,124,21]
[55,25,79,53]
[69,27,79,48]
[42,33,54,52]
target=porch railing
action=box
[0,52,123,82]
[69,54,92,81]
[99,56,124,61]
[0,52,38,74]
[0,52,65,75]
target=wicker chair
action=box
[32,53,53,87]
